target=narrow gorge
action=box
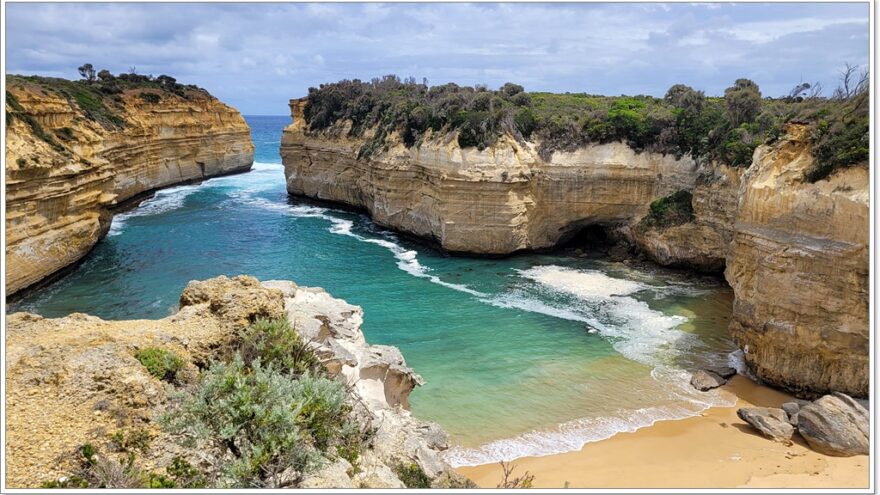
[282,98,869,399]
[5,75,254,296]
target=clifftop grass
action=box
[6,70,211,131]
[303,71,868,181]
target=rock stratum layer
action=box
[6,275,467,488]
[282,99,699,254]
[281,97,869,399]
[5,81,254,296]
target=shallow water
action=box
[10,115,739,465]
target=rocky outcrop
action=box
[797,393,870,456]
[633,164,744,271]
[281,98,699,254]
[690,366,737,391]
[690,370,727,391]
[5,275,467,488]
[5,80,254,296]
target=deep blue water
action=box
[11,115,738,465]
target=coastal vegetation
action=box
[640,190,696,229]
[6,66,209,133]
[302,65,868,181]
[43,316,373,489]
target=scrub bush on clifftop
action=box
[302,64,868,177]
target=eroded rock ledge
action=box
[5,82,254,296]
[281,96,868,399]
[5,275,467,488]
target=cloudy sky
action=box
[5,2,869,115]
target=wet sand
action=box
[456,376,870,489]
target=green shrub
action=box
[108,428,151,454]
[161,356,348,487]
[134,347,184,382]
[239,317,322,376]
[393,461,432,488]
[643,190,695,229]
[40,443,162,489]
[165,456,207,488]
[139,92,161,104]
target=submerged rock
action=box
[736,407,794,442]
[797,393,869,456]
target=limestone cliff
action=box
[281,98,699,254]
[725,125,869,399]
[6,276,468,488]
[5,79,254,296]
[282,97,869,399]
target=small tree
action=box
[724,78,761,126]
[78,63,96,83]
[664,84,704,112]
[98,69,114,82]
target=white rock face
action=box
[262,280,469,488]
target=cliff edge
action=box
[5,75,254,296]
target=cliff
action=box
[725,125,869,398]
[5,76,254,296]
[6,275,468,488]
[281,99,869,398]
[282,99,699,254]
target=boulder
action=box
[781,402,801,426]
[736,407,794,442]
[797,393,869,456]
[690,370,726,391]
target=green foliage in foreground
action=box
[43,316,371,489]
[40,442,195,489]
[393,461,432,488]
[641,190,695,229]
[239,316,322,376]
[134,347,184,383]
[158,317,370,488]
[162,356,360,487]
[303,68,868,180]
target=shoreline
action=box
[456,376,870,489]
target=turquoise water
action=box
[11,115,739,465]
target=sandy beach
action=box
[456,376,870,489]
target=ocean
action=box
[10,115,740,466]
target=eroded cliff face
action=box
[6,276,467,488]
[282,99,869,399]
[725,125,869,398]
[5,83,254,295]
[281,99,699,254]
[632,163,744,271]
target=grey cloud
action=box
[5,2,868,114]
